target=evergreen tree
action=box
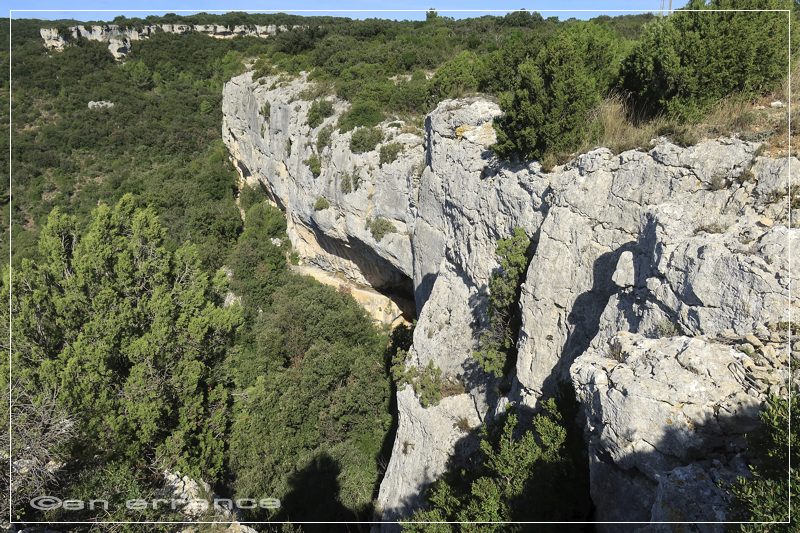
[10,196,241,480]
[492,22,619,161]
[620,0,793,121]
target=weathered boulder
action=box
[571,333,769,531]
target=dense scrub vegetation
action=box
[4,15,397,530]
[401,387,591,530]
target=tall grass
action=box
[565,68,798,166]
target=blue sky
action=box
[5,1,664,22]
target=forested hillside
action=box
[4,3,797,531]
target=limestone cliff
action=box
[40,23,301,59]
[221,70,797,529]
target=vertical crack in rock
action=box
[221,69,797,531]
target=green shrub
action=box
[340,170,361,194]
[493,22,619,161]
[10,198,241,482]
[365,216,396,241]
[350,127,383,153]
[338,103,385,133]
[227,277,392,523]
[379,142,403,165]
[260,101,271,118]
[723,394,798,529]
[389,72,429,114]
[317,125,333,151]
[229,203,289,308]
[390,351,443,408]
[314,196,330,210]
[620,0,793,122]
[474,228,531,377]
[656,319,679,338]
[307,99,334,129]
[305,153,322,176]
[239,182,269,212]
[401,390,591,529]
[427,51,479,103]
[251,56,274,81]
[285,138,292,156]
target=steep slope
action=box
[222,70,797,529]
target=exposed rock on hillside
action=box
[223,72,419,296]
[571,333,780,531]
[40,23,300,59]
[221,70,796,530]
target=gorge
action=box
[221,69,797,530]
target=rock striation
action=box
[40,23,301,60]
[571,333,776,531]
[221,70,797,530]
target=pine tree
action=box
[10,195,241,480]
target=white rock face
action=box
[223,71,418,294]
[513,140,797,407]
[39,23,297,60]
[221,70,796,530]
[570,333,783,532]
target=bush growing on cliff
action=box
[307,98,334,128]
[340,169,362,194]
[305,153,322,176]
[474,228,532,377]
[350,127,383,153]
[722,393,798,530]
[338,102,385,133]
[391,350,444,408]
[365,216,396,241]
[401,389,591,530]
[314,196,330,210]
[317,124,334,151]
[379,142,403,165]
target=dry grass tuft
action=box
[578,94,663,156]
[570,75,799,163]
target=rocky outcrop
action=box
[164,470,259,533]
[571,333,775,531]
[221,70,797,529]
[513,142,794,408]
[223,72,419,297]
[40,23,300,59]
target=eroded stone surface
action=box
[220,71,795,529]
[571,333,777,531]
